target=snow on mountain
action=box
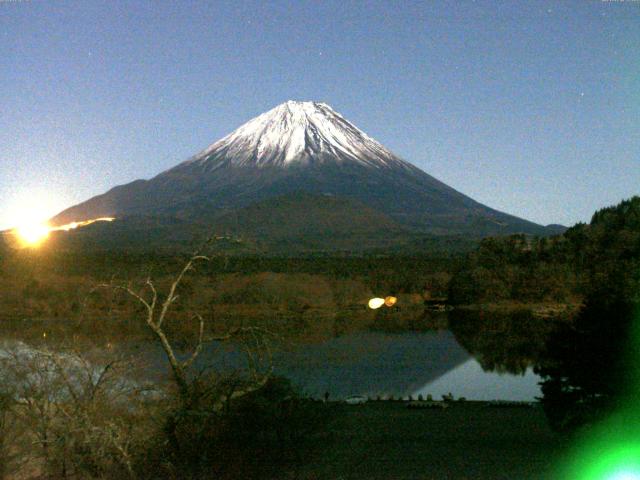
[184,101,410,170]
[50,100,553,241]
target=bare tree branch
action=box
[182,313,205,371]
[94,239,276,412]
[157,255,209,329]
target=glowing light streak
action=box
[9,217,115,248]
[52,217,115,232]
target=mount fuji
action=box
[51,101,557,251]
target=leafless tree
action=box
[0,345,146,479]
[87,246,278,478]
[96,247,275,409]
[0,243,277,478]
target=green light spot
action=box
[608,473,640,480]
[555,306,640,480]
[569,440,640,479]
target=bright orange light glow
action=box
[9,217,115,248]
[54,217,115,231]
[16,222,50,247]
[10,206,52,247]
[384,296,397,307]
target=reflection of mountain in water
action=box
[414,360,541,401]
[271,331,469,399]
[448,309,571,375]
[4,311,565,401]
[114,331,469,400]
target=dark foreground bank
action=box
[297,401,565,480]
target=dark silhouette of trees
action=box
[535,196,640,430]
[448,233,579,305]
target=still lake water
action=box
[4,312,548,402]
[266,331,541,401]
[121,328,543,401]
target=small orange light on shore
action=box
[384,296,397,307]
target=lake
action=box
[115,313,549,401]
[3,309,558,402]
[267,331,542,401]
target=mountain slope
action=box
[213,192,407,251]
[52,101,553,240]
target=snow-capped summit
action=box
[186,101,408,170]
[51,100,553,242]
